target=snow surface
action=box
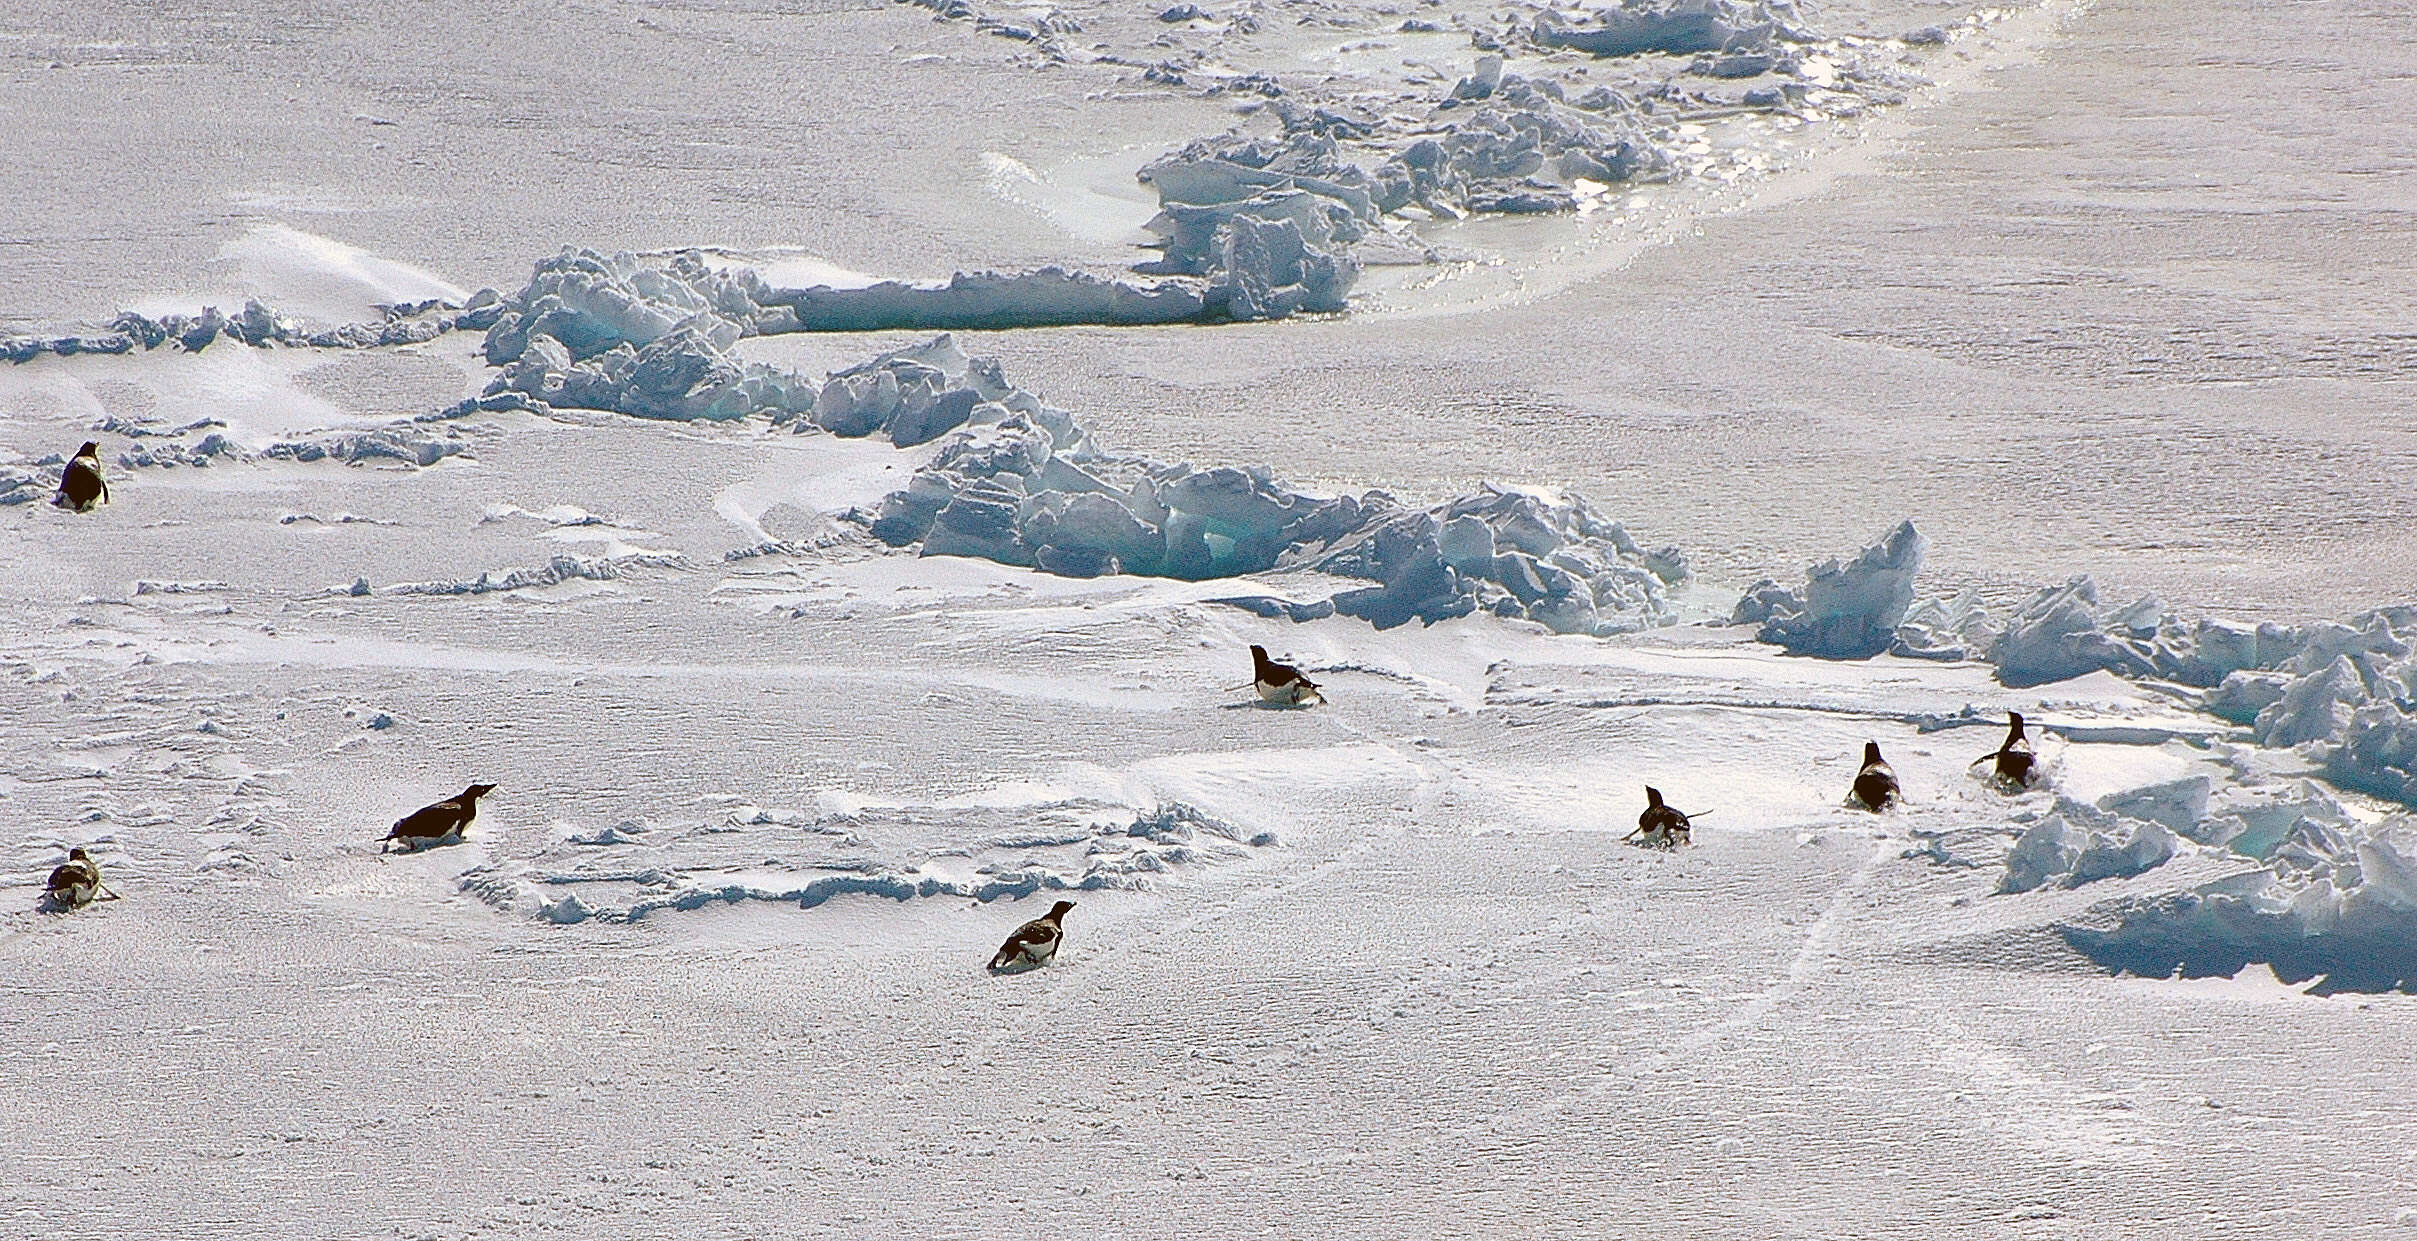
[6,0,2417,1235]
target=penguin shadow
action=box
[33,890,119,915]
[375,831,467,857]
[985,955,1048,977]
[1221,699,1321,712]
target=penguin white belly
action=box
[392,826,464,852]
[1257,679,1322,706]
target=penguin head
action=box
[1863,741,1884,766]
[1644,786,1664,808]
[2008,711,2026,735]
[1249,644,1271,667]
[1046,899,1076,921]
[74,441,99,459]
[462,782,497,801]
[67,847,89,861]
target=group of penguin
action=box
[1629,711,2040,848]
[30,446,2036,974]
[40,773,1081,973]
[1256,643,2043,852]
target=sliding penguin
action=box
[45,847,102,909]
[1250,644,1323,707]
[1628,786,1694,849]
[381,783,494,852]
[989,900,1075,973]
[1970,711,2036,788]
[1849,742,1899,812]
[53,442,108,511]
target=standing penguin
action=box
[1627,786,1696,848]
[53,442,109,511]
[1971,712,2037,788]
[381,783,495,852]
[1849,742,1899,812]
[45,847,103,909]
[988,899,1075,973]
[1249,645,1323,707]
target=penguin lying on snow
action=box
[1849,742,1899,812]
[53,442,109,512]
[45,847,105,909]
[1625,786,1697,849]
[382,783,495,852]
[1249,645,1323,707]
[989,899,1075,973]
[1970,711,2037,788]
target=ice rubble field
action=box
[6,0,2417,1236]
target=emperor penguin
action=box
[53,442,109,511]
[1849,742,1899,812]
[1628,786,1694,849]
[989,899,1075,973]
[1249,645,1323,707]
[1973,712,2037,788]
[381,783,495,852]
[45,847,102,909]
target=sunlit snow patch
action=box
[458,798,1272,924]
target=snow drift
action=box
[846,338,1688,634]
[2059,818,2417,995]
[1733,520,1924,658]
[458,798,1271,924]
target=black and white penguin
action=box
[1627,786,1694,849]
[1849,742,1899,812]
[1970,711,2037,788]
[381,783,494,852]
[52,442,109,512]
[988,899,1075,973]
[1249,644,1323,707]
[46,847,102,909]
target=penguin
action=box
[45,847,102,909]
[52,442,109,512]
[381,783,494,852]
[1250,644,1323,707]
[988,899,1075,973]
[1970,711,2037,788]
[1849,742,1899,812]
[1627,786,1694,849]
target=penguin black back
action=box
[1635,785,1691,847]
[383,782,495,851]
[54,442,108,512]
[1249,644,1322,706]
[1851,741,1899,812]
[989,899,1076,972]
[46,847,101,908]
[1993,712,2035,786]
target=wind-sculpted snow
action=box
[1998,801,2180,895]
[383,550,687,597]
[2,294,501,363]
[846,339,1686,634]
[1529,0,1796,58]
[457,798,1270,924]
[1733,520,1923,659]
[1971,584,2417,807]
[1139,78,1669,237]
[471,264,1687,632]
[2058,817,2417,995]
[1989,577,2308,690]
[1119,0,1928,254]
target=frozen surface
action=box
[5,0,2417,1234]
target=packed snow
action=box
[6,0,2417,1234]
